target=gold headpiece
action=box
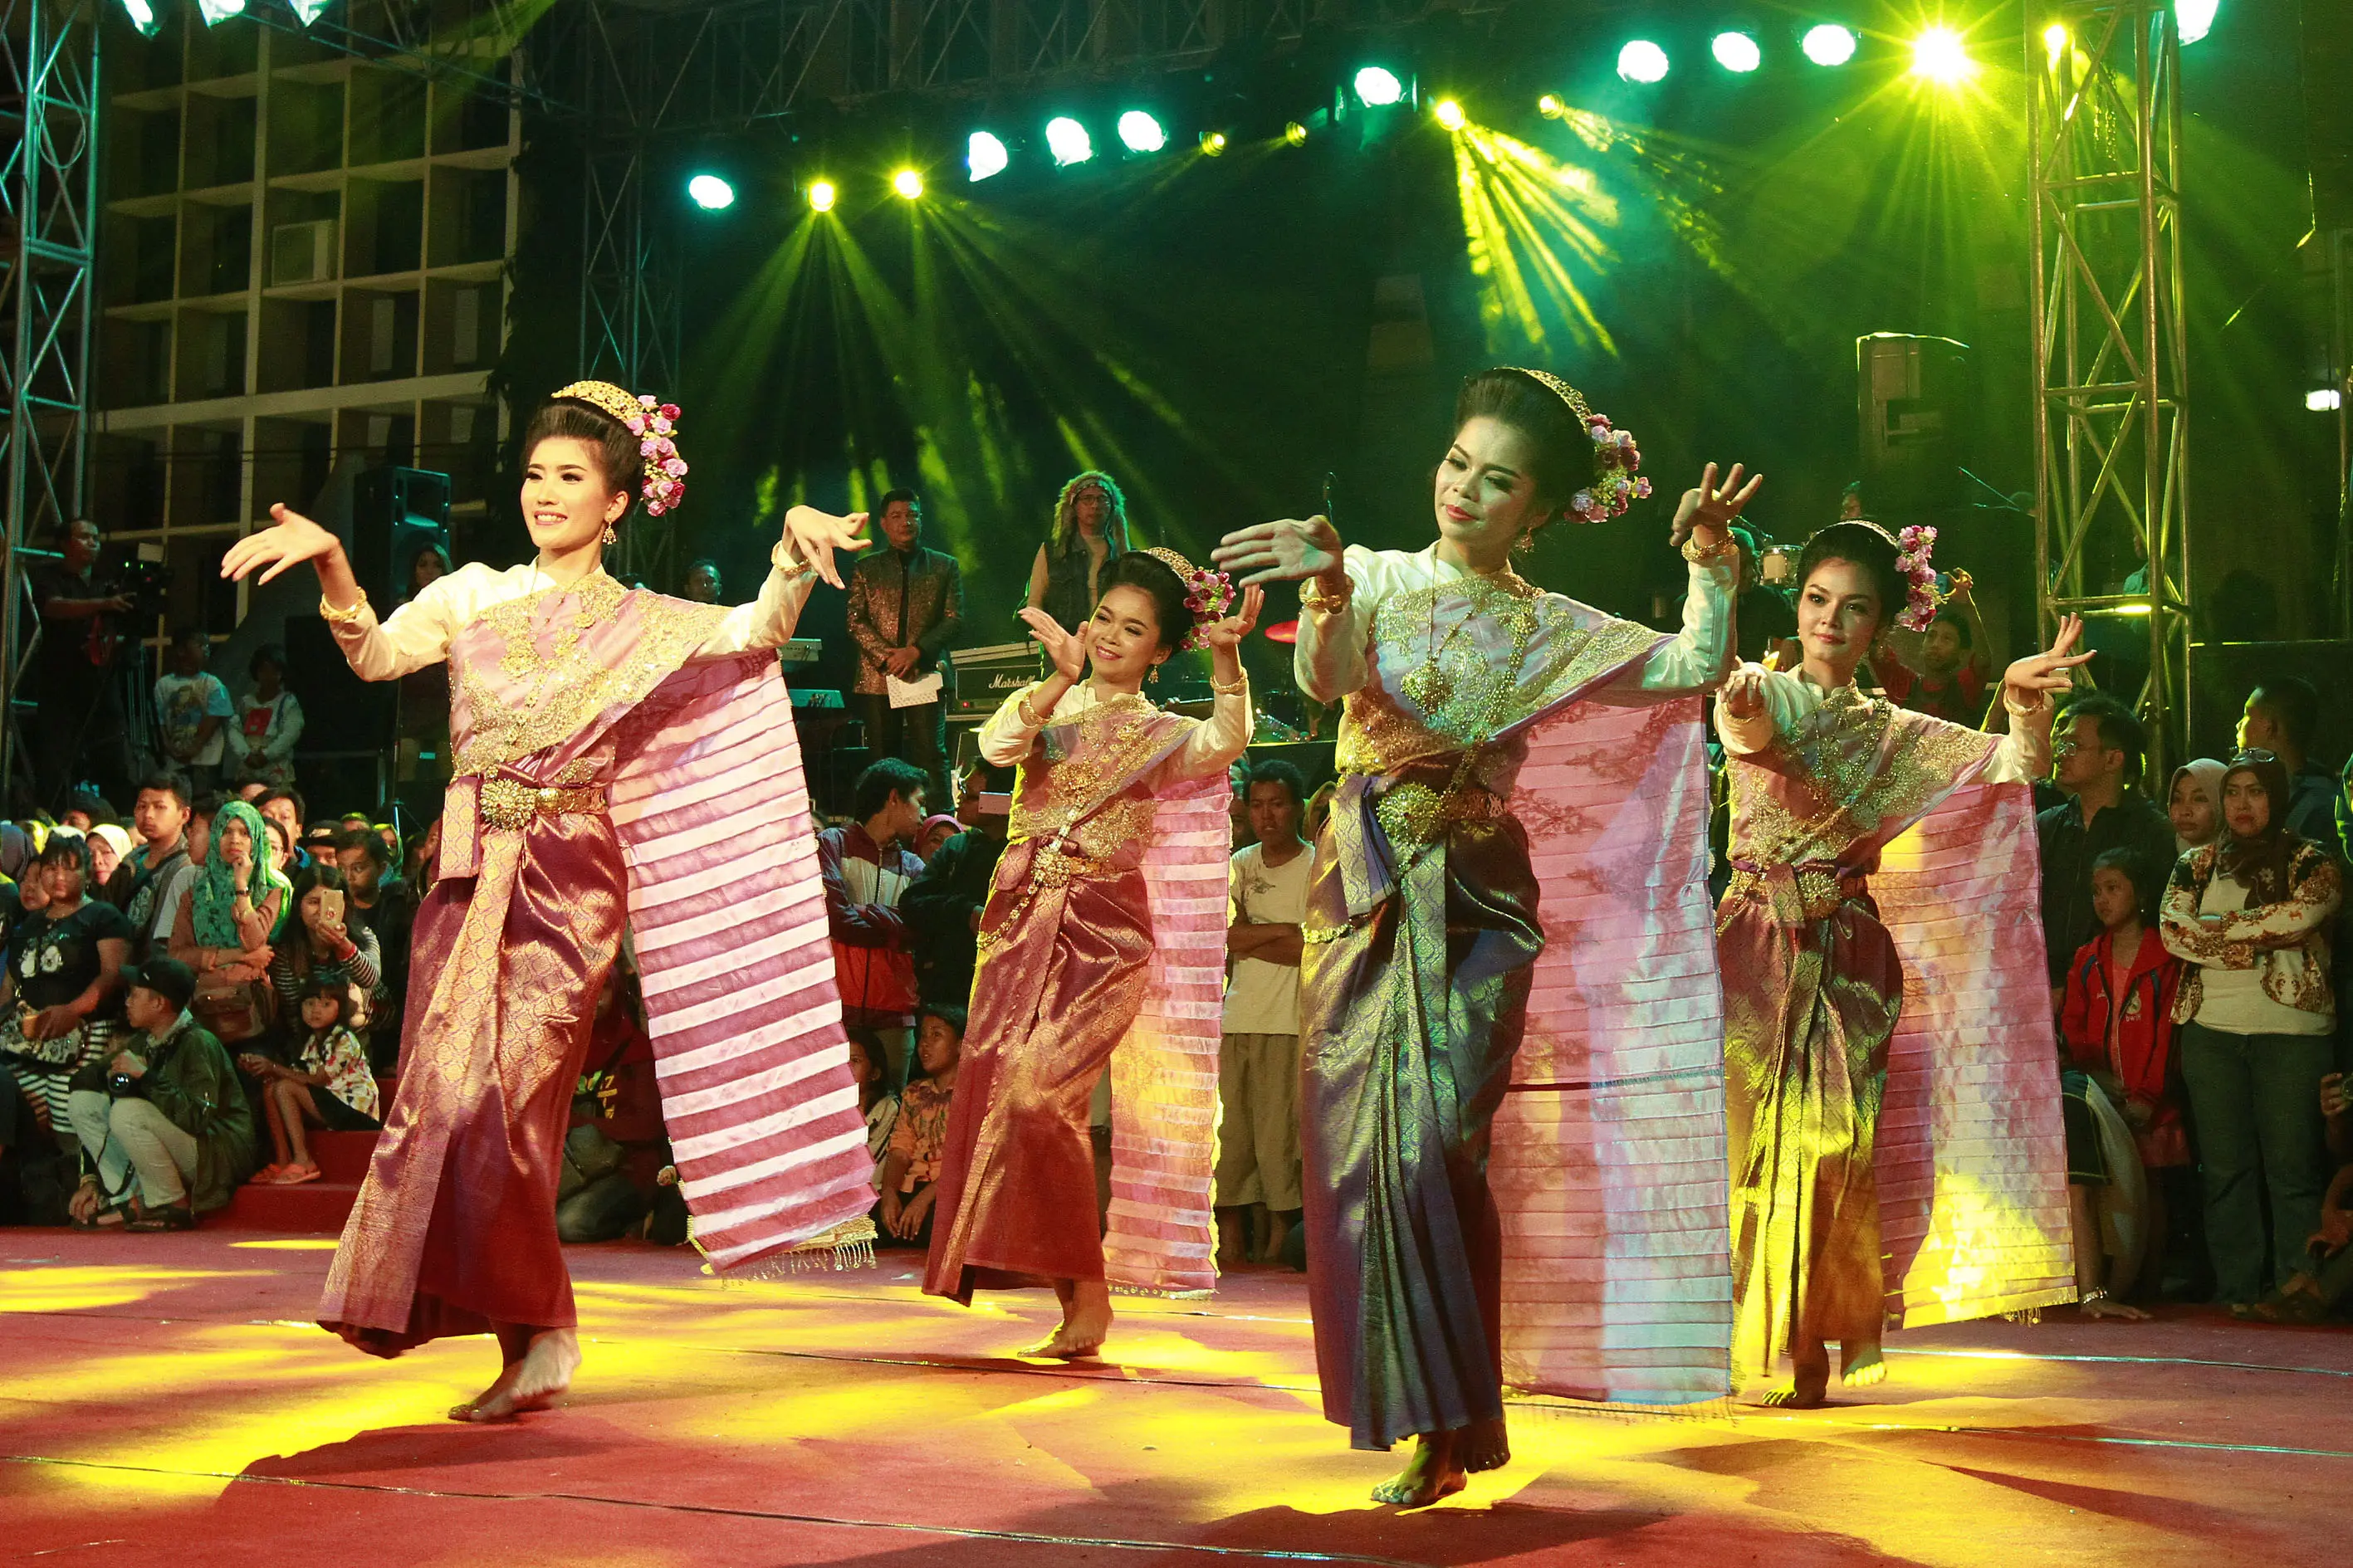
[550,380,689,515]
[1137,546,1235,652]
[1494,366,1651,523]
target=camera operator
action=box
[27,519,138,810]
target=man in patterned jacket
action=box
[848,489,964,802]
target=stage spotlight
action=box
[289,0,331,22]
[1538,93,1565,118]
[967,133,1009,181]
[1433,98,1465,130]
[2042,22,2069,64]
[808,179,838,213]
[686,173,736,211]
[1046,117,1093,166]
[1354,66,1405,106]
[1118,110,1167,154]
[1617,40,1670,84]
[1283,121,1308,147]
[195,0,245,24]
[1802,24,1857,66]
[1711,32,1761,73]
[1199,130,1228,155]
[116,0,159,35]
[1909,27,1974,84]
[2179,0,2218,44]
[892,168,924,200]
[2310,388,2345,413]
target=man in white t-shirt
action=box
[1217,758,1315,1268]
[152,628,234,794]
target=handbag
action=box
[191,969,273,1045]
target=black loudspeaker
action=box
[351,466,451,610]
[1856,333,1974,513]
[286,614,393,755]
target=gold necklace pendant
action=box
[1402,657,1454,712]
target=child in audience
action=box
[850,1031,899,1181]
[2059,848,2185,1315]
[879,1004,963,1244]
[241,976,380,1185]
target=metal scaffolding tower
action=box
[2027,0,2190,774]
[1,0,98,794]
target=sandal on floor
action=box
[281,1165,321,1185]
[125,1203,197,1233]
[71,1201,131,1231]
[2239,1286,2331,1325]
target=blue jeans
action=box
[2179,1022,2335,1302]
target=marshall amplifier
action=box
[949,642,1038,719]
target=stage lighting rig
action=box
[1802,25,1856,66]
[967,132,1009,181]
[1432,98,1465,130]
[1283,121,1309,146]
[1538,93,1565,118]
[195,0,244,24]
[118,0,159,34]
[686,173,736,211]
[2178,0,2218,44]
[1118,111,1167,154]
[1046,117,1093,166]
[2310,389,2344,413]
[892,168,924,199]
[1199,131,1229,156]
[1353,66,1405,107]
[1909,27,1974,84]
[808,179,838,212]
[1710,32,1761,73]
[1617,40,1670,84]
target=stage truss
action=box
[1,0,99,796]
[2027,0,2191,773]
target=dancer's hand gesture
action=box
[1019,608,1088,681]
[1671,462,1764,549]
[1212,515,1343,589]
[222,505,345,585]
[1199,586,1265,656]
[1722,666,1769,721]
[783,506,868,590]
[2002,614,2092,706]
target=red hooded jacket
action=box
[2060,927,2189,1168]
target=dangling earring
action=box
[1147,662,1161,685]
[602,522,618,547]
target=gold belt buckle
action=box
[478,774,600,831]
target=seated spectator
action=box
[239,976,379,1185]
[334,828,413,1072]
[64,957,253,1231]
[261,814,295,877]
[1878,572,1997,725]
[169,799,291,1053]
[1729,525,1796,668]
[59,790,112,833]
[405,818,442,894]
[1216,759,1313,1268]
[2038,694,2175,1004]
[2161,750,2341,1309]
[818,758,927,1087]
[2236,678,2336,844]
[849,1032,899,1177]
[268,864,382,1028]
[878,1003,963,1244]
[903,767,1011,1008]
[227,642,303,791]
[1,837,132,1148]
[153,627,234,795]
[105,773,196,963]
[2167,759,2225,857]
[86,824,130,890]
[2243,1072,2353,1321]
[2059,848,2184,1317]
[557,967,676,1243]
[252,786,308,872]
[915,813,961,865]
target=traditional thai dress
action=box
[1295,544,1736,1453]
[318,548,875,1355]
[923,677,1250,1302]
[1715,668,2072,1384]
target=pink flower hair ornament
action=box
[1497,367,1653,524]
[1892,524,1940,632]
[550,380,692,516]
[1140,545,1235,652]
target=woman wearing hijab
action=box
[2160,750,2341,1308]
[2166,758,2227,857]
[167,799,292,1049]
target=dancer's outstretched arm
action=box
[696,506,868,657]
[223,504,456,681]
[1636,462,1760,691]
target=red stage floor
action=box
[3,1232,2344,1566]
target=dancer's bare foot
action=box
[1457,1415,1510,1473]
[451,1328,580,1422]
[1022,1280,1112,1359]
[1840,1337,1887,1387]
[1755,1337,1831,1408]
[2080,1296,2150,1321]
[1372,1431,1466,1507]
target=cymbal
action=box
[1263,618,1299,645]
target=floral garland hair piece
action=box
[1499,366,1654,524]
[1892,524,1940,631]
[1139,545,1234,652]
[550,380,690,516]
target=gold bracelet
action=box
[319,589,370,625]
[1681,530,1737,565]
[1015,692,1049,728]
[1299,577,1352,613]
[1210,673,1248,696]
